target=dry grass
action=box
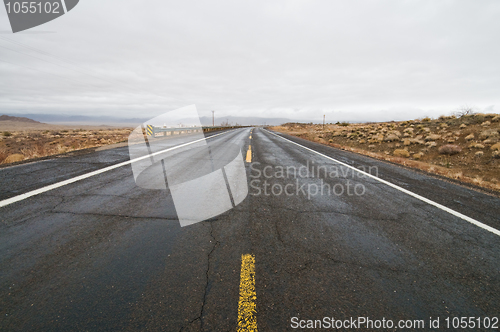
[0,148,7,162]
[438,144,462,155]
[271,113,500,192]
[0,128,133,165]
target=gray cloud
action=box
[1,0,499,123]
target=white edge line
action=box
[0,129,240,209]
[266,130,500,237]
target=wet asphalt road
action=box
[1,127,499,331]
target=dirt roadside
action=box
[0,121,133,165]
[270,113,500,192]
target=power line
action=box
[0,44,104,86]
[0,43,138,93]
[0,36,88,70]
[0,58,104,88]
[0,36,177,102]
[0,36,144,94]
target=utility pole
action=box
[212,111,214,127]
[323,114,325,130]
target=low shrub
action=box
[393,149,410,157]
[0,149,6,163]
[438,144,462,155]
[3,153,24,163]
[412,152,424,160]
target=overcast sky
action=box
[1,0,499,123]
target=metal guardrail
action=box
[202,125,249,132]
[146,125,249,137]
[146,125,202,137]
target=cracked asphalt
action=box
[1,127,499,331]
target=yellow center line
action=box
[245,145,252,163]
[237,254,258,332]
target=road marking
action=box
[238,254,258,332]
[266,130,500,237]
[246,145,252,163]
[0,129,242,209]
[146,124,154,136]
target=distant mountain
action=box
[0,115,42,123]
[7,114,147,125]
[199,116,294,126]
[4,114,297,126]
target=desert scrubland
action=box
[0,118,132,165]
[271,113,500,192]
